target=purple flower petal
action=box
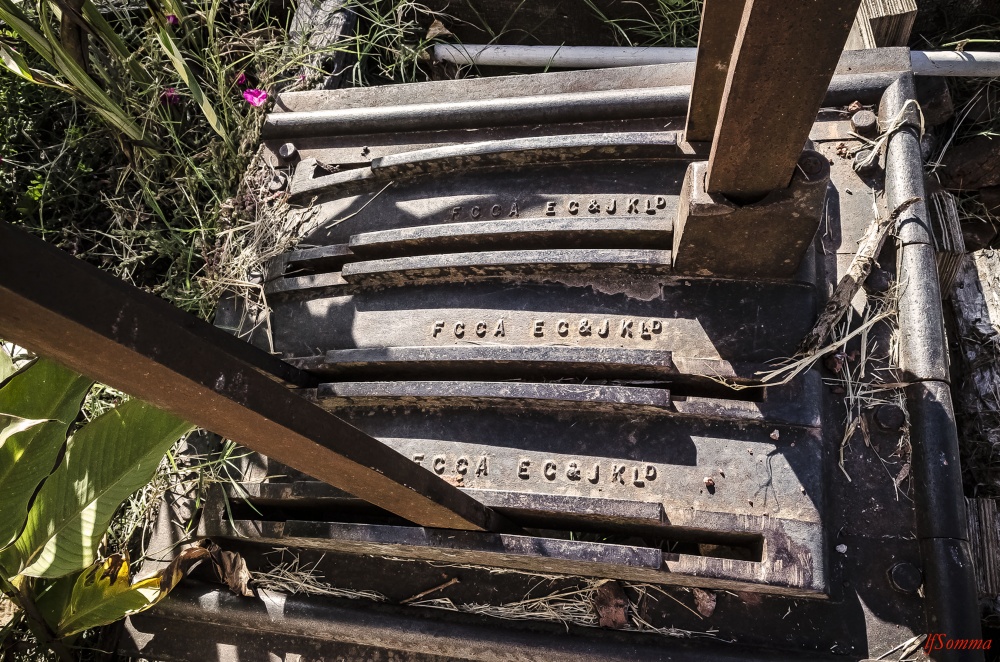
[166,14,179,26]
[235,72,247,86]
[160,87,180,105]
[243,88,268,107]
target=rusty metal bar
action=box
[683,0,747,143]
[0,223,510,532]
[705,0,863,201]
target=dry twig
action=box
[798,197,920,355]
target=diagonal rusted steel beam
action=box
[705,0,863,202]
[0,223,511,532]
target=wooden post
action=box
[705,0,864,202]
[683,0,748,143]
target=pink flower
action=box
[160,87,180,105]
[243,88,267,107]
[166,14,179,26]
[235,72,247,86]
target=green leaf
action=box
[0,349,13,382]
[52,555,160,637]
[0,42,72,91]
[80,0,152,85]
[39,3,148,142]
[0,0,58,68]
[9,400,193,578]
[0,359,92,552]
[156,27,229,141]
[47,546,210,636]
[0,41,36,81]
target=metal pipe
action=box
[263,86,692,139]
[433,44,1000,77]
[264,77,897,140]
[910,50,1000,77]
[883,73,983,662]
[433,44,697,69]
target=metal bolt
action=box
[853,149,878,175]
[888,562,922,593]
[278,143,299,163]
[798,152,824,178]
[850,109,879,137]
[875,404,906,432]
[268,172,288,193]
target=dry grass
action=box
[824,283,912,496]
[252,549,388,601]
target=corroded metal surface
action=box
[116,46,975,662]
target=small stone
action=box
[704,477,715,488]
[836,544,848,554]
[692,588,717,618]
[770,429,780,440]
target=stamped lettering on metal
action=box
[431,318,664,340]
[445,196,668,220]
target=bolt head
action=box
[853,149,878,175]
[875,404,906,432]
[851,109,879,137]
[888,562,922,593]
[863,267,892,294]
[278,142,299,163]
[798,153,824,177]
[268,172,288,192]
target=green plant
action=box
[0,352,194,659]
[0,0,296,318]
[333,0,451,86]
[584,0,703,48]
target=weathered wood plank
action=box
[845,0,917,50]
[967,497,1000,598]
[951,250,1000,495]
[705,0,863,202]
[684,0,747,143]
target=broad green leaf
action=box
[156,27,229,141]
[1,415,50,442]
[53,555,160,637]
[0,349,13,382]
[48,546,210,636]
[10,400,193,578]
[0,42,71,91]
[0,41,35,81]
[0,359,92,552]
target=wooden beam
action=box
[0,223,510,533]
[684,0,748,143]
[706,0,864,202]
